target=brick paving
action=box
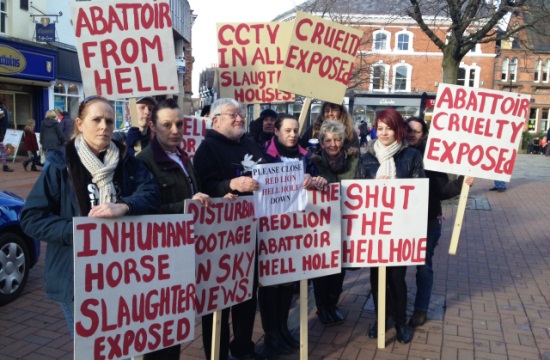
[1,154,549,359]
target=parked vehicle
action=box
[0,190,40,305]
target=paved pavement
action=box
[1,154,550,360]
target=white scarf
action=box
[75,134,120,204]
[374,140,401,179]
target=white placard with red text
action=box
[181,115,210,159]
[424,84,530,181]
[73,215,195,360]
[257,184,341,286]
[252,161,307,218]
[341,179,429,267]
[185,196,256,316]
[70,0,179,99]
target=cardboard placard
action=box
[257,184,341,286]
[340,179,429,267]
[217,22,294,103]
[73,214,195,359]
[185,196,257,316]
[424,84,530,181]
[70,0,179,99]
[278,12,363,104]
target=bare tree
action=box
[406,0,550,84]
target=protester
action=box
[541,135,548,154]
[193,98,266,360]
[248,108,277,147]
[406,117,474,327]
[306,120,360,326]
[20,96,160,337]
[112,96,156,155]
[0,100,13,172]
[137,98,211,359]
[23,119,41,172]
[359,120,369,147]
[299,102,359,151]
[357,108,425,344]
[40,109,65,157]
[259,113,313,357]
[60,111,75,143]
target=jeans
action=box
[494,180,506,190]
[370,266,408,324]
[414,219,442,312]
[60,300,75,338]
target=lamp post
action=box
[509,59,517,92]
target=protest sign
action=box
[185,196,257,316]
[252,161,307,217]
[257,184,341,286]
[424,84,530,182]
[340,179,429,267]
[278,12,363,104]
[70,0,179,99]
[217,22,294,103]
[73,214,195,359]
[181,115,209,159]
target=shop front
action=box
[0,38,56,131]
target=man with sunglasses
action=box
[194,98,266,360]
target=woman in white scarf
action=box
[357,108,425,345]
[21,96,160,339]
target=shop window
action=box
[54,82,66,94]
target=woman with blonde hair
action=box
[299,102,360,154]
[40,109,65,157]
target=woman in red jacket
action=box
[23,119,41,171]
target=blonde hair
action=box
[45,110,57,119]
[24,119,36,133]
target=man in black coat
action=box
[194,98,265,360]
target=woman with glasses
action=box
[405,117,473,328]
[306,120,360,326]
[357,108,425,344]
[20,96,160,337]
[299,102,359,153]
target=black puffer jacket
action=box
[357,140,425,180]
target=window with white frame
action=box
[371,63,389,91]
[393,64,411,91]
[373,30,390,51]
[501,58,509,81]
[543,60,549,82]
[534,59,542,82]
[510,58,518,82]
[395,31,413,52]
[53,81,82,119]
[456,64,479,87]
[0,0,7,34]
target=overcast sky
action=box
[188,0,302,95]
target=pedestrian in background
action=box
[20,96,160,337]
[23,119,41,172]
[60,111,75,143]
[40,109,65,158]
[0,100,13,172]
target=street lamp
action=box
[509,58,517,92]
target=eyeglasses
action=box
[214,112,243,119]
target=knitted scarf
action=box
[75,134,119,204]
[374,140,401,179]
